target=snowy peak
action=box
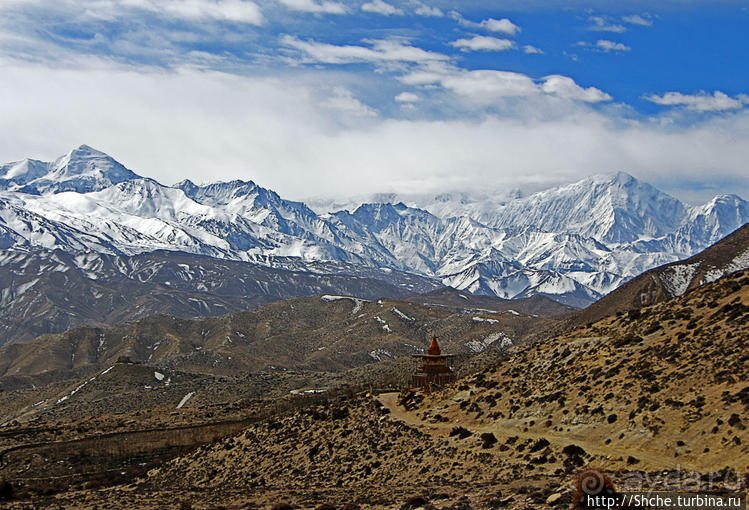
[177,179,260,206]
[177,178,321,228]
[0,145,140,195]
[675,194,749,248]
[351,203,406,230]
[50,144,141,186]
[91,178,211,220]
[349,202,437,230]
[690,194,748,227]
[0,158,49,183]
[488,171,687,244]
[0,147,747,308]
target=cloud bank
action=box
[646,90,748,112]
[0,1,747,204]
[2,62,748,203]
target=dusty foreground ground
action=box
[8,388,745,509]
[2,271,748,509]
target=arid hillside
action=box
[62,267,744,509]
[1,261,746,509]
[0,294,554,390]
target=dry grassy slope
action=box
[0,295,553,386]
[416,267,749,473]
[147,394,532,509]
[574,222,749,327]
[145,269,748,508]
[0,363,218,426]
[0,362,342,444]
[0,357,424,427]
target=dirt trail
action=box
[378,392,695,472]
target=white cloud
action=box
[280,35,449,64]
[450,12,520,36]
[138,0,264,23]
[2,0,266,24]
[277,0,346,14]
[412,0,442,17]
[596,39,631,52]
[645,90,747,112]
[322,87,378,117]
[443,70,537,99]
[402,64,610,105]
[2,62,749,203]
[451,35,515,52]
[523,45,543,54]
[401,66,538,102]
[622,14,653,27]
[394,91,419,102]
[481,18,520,36]
[361,0,403,16]
[541,75,611,102]
[588,15,626,33]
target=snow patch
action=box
[290,388,327,395]
[369,348,392,361]
[55,365,113,405]
[465,332,513,353]
[659,262,700,297]
[373,315,391,332]
[321,294,369,314]
[176,391,195,409]
[705,246,749,283]
[727,246,749,273]
[14,278,39,297]
[391,306,414,322]
[472,316,499,324]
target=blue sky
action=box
[1,0,748,203]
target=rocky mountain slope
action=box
[2,146,747,313]
[0,247,438,345]
[405,286,575,316]
[0,294,555,390]
[574,222,749,326]
[132,266,748,509]
[1,247,747,508]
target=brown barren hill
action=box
[133,269,748,509]
[0,295,557,389]
[406,286,577,316]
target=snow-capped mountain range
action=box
[1,145,747,307]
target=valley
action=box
[0,258,746,508]
[3,1,749,508]
[0,147,747,508]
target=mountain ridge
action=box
[0,146,747,310]
[0,145,140,195]
[0,247,440,346]
[573,221,749,326]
